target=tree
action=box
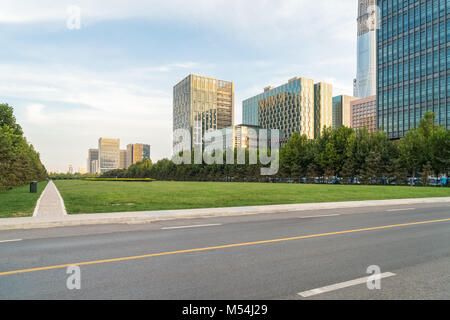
[0,104,47,189]
[398,129,425,186]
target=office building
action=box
[377,0,450,139]
[351,95,377,133]
[127,144,151,167]
[120,150,127,169]
[173,74,234,153]
[68,165,73,174]
[98,138,120,173]
[314,82,333,138]
[244,77,319,140]
[332,95,360,129]
[87,148,99,174]
[354,0,378,98]
[91,160,99,174]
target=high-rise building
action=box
[119,150,127,169]
[87,148,99,174]
[127,144,151,167]
[68,165,73,174]
[377,0,449,139]
[98,138,120,173]
[354,0,377,98]
[244,77,317,140]
[332,95,360,129]
[314,82,333,138]
[173,74,234,154]
[351,95,377,133]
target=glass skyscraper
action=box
[173,74,234,153]
[377,0,450,139]
[354,0,378,98]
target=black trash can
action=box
[30,181,38,193]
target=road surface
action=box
[1,201,450,299]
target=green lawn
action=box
[53,180,450,214]
[0,181,48,218]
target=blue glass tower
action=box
[377,0,450,139]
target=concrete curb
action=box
[1,197,449,231]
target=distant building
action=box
[332,95,359,129]
[173,74,234,154]
[119,150,127,169]
[78,166,87,174]
[126,144,151,167]
[351,95,377,133]
[87,148,99,174]
[98,138,120,173]
[68,165,73,174]
[91,160,99,174]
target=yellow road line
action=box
[1,217,450,277]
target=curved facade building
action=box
[354,0,377,98]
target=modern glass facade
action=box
[314,82,333,138]
[87,148,98,174]
[98,138,120,173]
[332,95,359,129]
[126,143,151,168]
[243,77,332,140]
[354,0,378,98]
[377,0,450,139]
[173,74,234,153]
[245,77,316,140]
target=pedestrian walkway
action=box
[33,180,67,218]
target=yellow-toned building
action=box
[314,82,333,138]
[126,144,151,168]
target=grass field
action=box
[53,180,450,214]
[0,181,48,218]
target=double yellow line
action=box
[1,217,450,277]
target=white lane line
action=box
[297,272,396,298]
[161,223,222,230]
[386,208,416,212]
[0,239,22,244]
[300,214,340,219]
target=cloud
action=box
[0,0,357,45]
[0,62,182,171]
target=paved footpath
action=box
[33,180,67,218]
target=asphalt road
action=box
[1,202,450,299]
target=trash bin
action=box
[30,181,38,193]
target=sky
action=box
[0,0,358,172]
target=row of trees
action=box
[0,104,47,189]
[103,111,449,186]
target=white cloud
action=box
[0,0,357,44]
[0,63,184,171]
